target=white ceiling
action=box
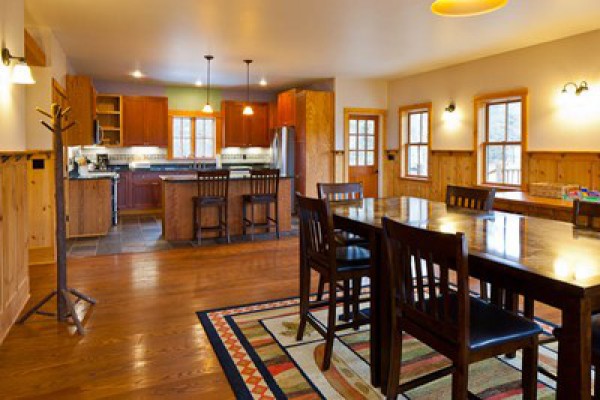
[25,0,600,89]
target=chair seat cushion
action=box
[334,230,368,246]
[243,194,276,203]
[336,245,370,265]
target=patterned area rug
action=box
[198,296,563,399]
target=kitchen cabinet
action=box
[222,101,271,147]
[131,172,162,210]
[117,171,131,211]
[277,89,297,127]
[67,179,112,238]
[66,75,97,146]
[123,96,168,147]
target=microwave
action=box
[93,120,104,145]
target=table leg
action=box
[369,232,386,389]
[557,298,592,400]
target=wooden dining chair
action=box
[316,183,369,311]
[193,170,230,245]
[296,193,371,370]
[573,199,600,230]
[382,217,541,399]
[242,169,280,240]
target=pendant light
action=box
[202,55,214,114]
[431,0,508,17]
[242,59,254,116]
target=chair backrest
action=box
[573,199,600,230]
[296,193,336,271]
[249,168,280,197]
[445,185,496,212]
[196,170,230,199]
[317,182,363,202]
[383,217,469,348]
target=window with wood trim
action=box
[400,104,431,179]
[348,117,377,167]
[483,100,522,186]
[171,116,215,159]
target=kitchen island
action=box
[161,174,292,241]
[68,173,118,238]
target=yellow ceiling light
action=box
[431,0,508,17]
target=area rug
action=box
[197,296,564,399]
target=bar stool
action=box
[193,170,230,245]
[242,169,280,240]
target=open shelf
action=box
[96,94,123,146]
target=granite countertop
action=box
[160,173,291,182]
[69,172,120,180]
[105,162,272,172]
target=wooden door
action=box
[123,96,146,146]
[246,103,270,147]
[348,115,379,198]
[143,97,168,147]
[222,101,247,147]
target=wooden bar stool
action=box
[193,170,230,245]
[242,169,280,240]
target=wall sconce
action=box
[2,47,36,85]
[562,81,588,96]
[444,102,456,113]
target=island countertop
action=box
[159,174,292,182]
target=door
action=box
[123,96,146,146]
[143,97,168,147]
[348,115,379,198]
[222,101,247,147]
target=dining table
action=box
[330,196,600,400]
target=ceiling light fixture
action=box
[131,70,144,79]
[2,47,35,84]
[202,55,214,114]
[431,0,508,17]
[562,81,589,96]
[243,60,254,116]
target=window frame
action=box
[399,102,432,181]
[168,110,221,160]
[347,115,378,168]
[474,89,528,190]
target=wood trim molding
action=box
[398,102,433,180]
[167,111,223,160]
[24,29,46,67]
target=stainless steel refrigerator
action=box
[271,126,295,210]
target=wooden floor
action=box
[0,237,561,399]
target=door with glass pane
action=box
[348,115,379,197]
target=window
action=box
[484,100,522,185]
[400,103,431,179]
[348,116,377,167]
[170,115,216,159]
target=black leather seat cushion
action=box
[334,230,368,246]
[336,245,370,265]
[420,293,541,351]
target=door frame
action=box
[343,108,387,197]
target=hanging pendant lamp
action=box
[202,55,214,114]
[431,0,507,17]
[242,60,254,116]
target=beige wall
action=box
[0,0,27,151]
[387,29,600,152]
[25,27,69,150]
[334,78,388,150]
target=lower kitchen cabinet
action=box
[118,171,163,212]
[68,179,113,238]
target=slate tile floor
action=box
[67,214,298,258]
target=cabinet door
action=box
[277,90,296,127]
[246,103,270,147]
[222,102,247,147]
[65,76,95,146]
[143,97,169,147]
[117,171,131,210]
[123,97,146,146]
[131,172,162,209]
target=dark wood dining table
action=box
[331,196,600,400]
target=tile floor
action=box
[67,214,298,258]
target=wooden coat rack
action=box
[18,103,96,335]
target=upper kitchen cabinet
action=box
[222,101,271,147]
[277,89,297,127]
[122,96,168,147]
[66,75,97,146]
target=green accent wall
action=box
[165,87,222,111]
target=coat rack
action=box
[18,103,96,335]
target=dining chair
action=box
[382,217,541,399]
[242,168,280,240]
[193,170,230,245]
[296,193,371,370]
[316,183,369,313]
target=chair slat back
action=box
[296,193,335,270]
[573,199,600,230]
[445,185,496,211]
[197,170,230,199]
[317,182,363,202]
[250,168,280,197]
[383,217,469,347]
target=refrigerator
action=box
[271,126,295,210]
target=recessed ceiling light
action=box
[259,78,267,87]
[131,70,144,79]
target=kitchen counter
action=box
[161,176,292,241]
[69,171,119,180]
[159,174,292,182]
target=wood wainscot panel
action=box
[527,152,600,190]
[27,152,55,265]
[334,150,345,184]
[0,155,30,344]
[162,178,292,241]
